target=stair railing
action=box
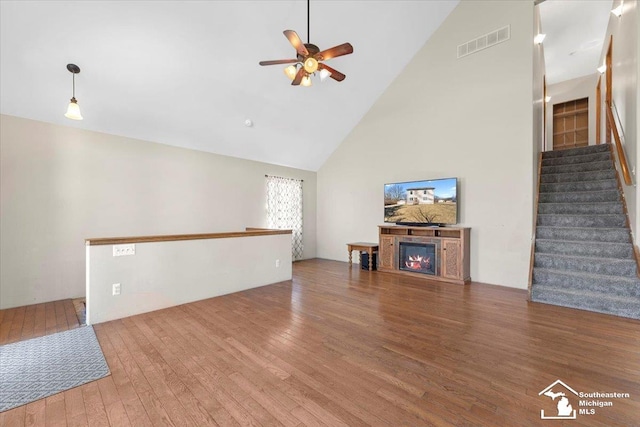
[605,100,632,185]
[605,100,640,277]
[612,100,627,142]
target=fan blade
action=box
[284,30,309,57]
[291,68,305,86]
[315,43,353,61]
[259,59,299,66]
[318,63,346,82]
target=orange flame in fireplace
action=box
[405,255,431,270]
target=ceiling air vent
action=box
[457,25,510,59]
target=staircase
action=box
[531,143,640,319]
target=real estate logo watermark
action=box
[539,380,578,419]
[538,379,631,420]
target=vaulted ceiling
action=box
[2,1,617,169]
[0,1,459,171]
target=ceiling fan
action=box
[259,0,353,87]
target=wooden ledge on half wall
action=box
[85,227,292,246]
[85,226,293,325]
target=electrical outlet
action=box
[112,283,121,296]
[275,259,280,268]
[113,244,135,257]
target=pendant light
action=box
[64,64,83,120]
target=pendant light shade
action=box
[319,68,331,81]
[64,64,83,120]
[65,98,83,120]
[284,64,298,80]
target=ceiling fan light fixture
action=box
[319,68,331,81]
[258,0,352,86]
[284,64,298,80]
[64,63,83,120]
[303,57,319,73]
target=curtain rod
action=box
[265,174,304,182]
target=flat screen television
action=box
[384,178,458,226]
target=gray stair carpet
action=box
[531,144,640,319]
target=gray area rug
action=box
[0,326,110,412]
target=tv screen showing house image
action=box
[384,178,458,225]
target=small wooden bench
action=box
[346,242,379,271]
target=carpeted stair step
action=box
[532,143,640,319]
[542,152,611,167]
[534,253,638,278]
[540,169,616,183]
[537,213,626,228]
[532,268,640,298]
[539,179,618,193]
[542,144,610,159]
[531,285,640,319]
[541,160,613,175]
[535,239,634,258]
[536,226,631,243]
[538,202,623,215]
[538,190,620,203]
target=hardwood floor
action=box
[0,299,79,346]
[1,259,639,426]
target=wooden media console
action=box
[378,225,471,285]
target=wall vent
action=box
[457,25,510,59]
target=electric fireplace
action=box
[399,241,437,275]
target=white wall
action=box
[317,0,535,288]
[546,74,599,149]
[0,114,316,309]
[598,0,638,242]
[86,233,292,324]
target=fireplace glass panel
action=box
[399,242,436,275]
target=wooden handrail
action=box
[86,228,291,246]
[605,100,632,185]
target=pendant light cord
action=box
[72,73,76,98]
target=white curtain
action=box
[266,175,304,261]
